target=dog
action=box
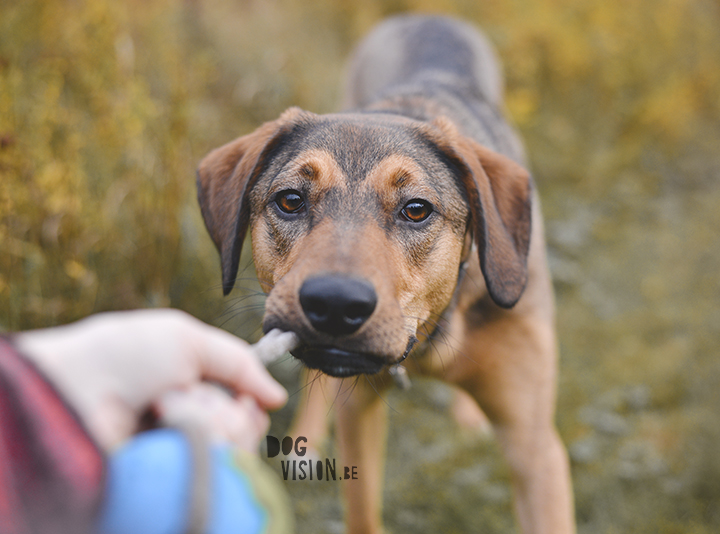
[197,14,574,534]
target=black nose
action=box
[299,276,377,336]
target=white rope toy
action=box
[252,329,300,365]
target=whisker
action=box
[199,276,275,295]
[419,321,447,372]
[334,375,362,410]
[216,304,266,329]
[328,377,347,416]
[219,303,267,319]
[287,367,324,401]
[265,353,295,371]
[363,374,399,415]
[224,289,267,300]
[247,322,266,342]
[217,299,265,321]
[347,375,361,401]
[401,312,476,366]
[462,268,484,293]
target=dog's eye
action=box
[275,190,305,214]
[400,199,433,223]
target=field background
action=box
[2,0,720,532]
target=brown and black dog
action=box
[197,14,574,534]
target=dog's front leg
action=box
[456,315,575,534]
[494,418,574,534]
[335,374,392,534]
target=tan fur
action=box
[363,154,467,334]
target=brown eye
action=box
[400,199,433,223]
[275,190,305,214]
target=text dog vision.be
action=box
[267,436,359,481]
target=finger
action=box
[232,396,270,451]
[191,324,288,410]
[157,386,269,451]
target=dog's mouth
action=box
[291,346,385,378]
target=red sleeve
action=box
[0,336,105,534]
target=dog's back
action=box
[343,15,525,163]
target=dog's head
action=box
[197,107,532,377]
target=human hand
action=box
[15,309,288,452]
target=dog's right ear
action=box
[196,107,311,295]
[427,117,532,309]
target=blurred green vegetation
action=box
[2,0,720,532]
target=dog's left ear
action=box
[197,107,312,295]
[429,118,533,308]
